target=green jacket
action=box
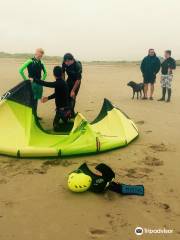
[19,58,47,99]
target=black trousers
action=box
[53,108,71,130]
[34,99,38,116]
[67,80,81,116]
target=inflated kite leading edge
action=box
[0,81,138,157]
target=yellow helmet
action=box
[68,171,92,193]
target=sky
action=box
[1,0,180,61]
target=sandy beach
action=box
[0,58,180,240]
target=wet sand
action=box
[0,58,180,239]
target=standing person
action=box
[33,66,71,131]
[62,53,82,117]
[141,49,161,100]
[158,50,176,102]
[19,48,47,119]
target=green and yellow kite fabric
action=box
[0,81,138,158]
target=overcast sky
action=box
[1,0,180,60]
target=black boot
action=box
[158,87,166,101]
[33,99,42,120]
[166,89,171,102]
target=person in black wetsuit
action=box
[158,50,176,102]
[34,66,71,131]
[62,53,82,117]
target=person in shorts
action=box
[158,50,176,102]
[141,49,161,100]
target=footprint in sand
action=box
[136,120,145,125]
[145,130,152,134]
[124,168,149,179]
[104,191,116,201]
[43,159,62,166]
[3,201,15,208]
[28,167,48,175]
[85,109,93,112]
[149,143,168,152]
[0,178,8,184]
[140,167,153,173]
[43,159,75,168]
[105,213,116,230]
[89,228,107,238]
[158,202,171,212]
[143,156,164,166]
[60,160,75,167]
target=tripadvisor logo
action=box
[135,227,143,236]
[135,226,173,236]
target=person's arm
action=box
[140,58,145,74]
[170,59,176,70]
[168,59,176,74]
[48,93,55,100]
[34,79,57,88]
[72,80,81,92]
[42,61,47,80]
[70,62,82,97]
[19,59,32,80]
[155,58,161,74]
[41,93,55,103]
[62,62,66,80]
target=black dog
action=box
[127,81,144,99]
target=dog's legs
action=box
[132,91,135,99]
[137,92,139,99]
[140,90,142,98]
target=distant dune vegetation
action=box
[0,52,179,65]
[0,52,61,62]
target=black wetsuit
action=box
[34,78,70,128]
[27,57,46,80]
[161,57,176,75]
[19,57,47,115]
[62,60,82,115]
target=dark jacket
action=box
[34,78,69,109]
[141,55,161,80]
[161,57,176,75]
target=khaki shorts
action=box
[161,75,173,89]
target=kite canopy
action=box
[0,81,138,158]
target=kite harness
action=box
[67,163,144,196]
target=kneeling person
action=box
[34,66,71,131]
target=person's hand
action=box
[29,78,33,81]
[168,68,171,74]
[70,90,75,99]
[41,97,48,103]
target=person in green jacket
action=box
[19,48,47,119]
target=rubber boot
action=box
[166,89,171,102]
[158,87,166,101]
